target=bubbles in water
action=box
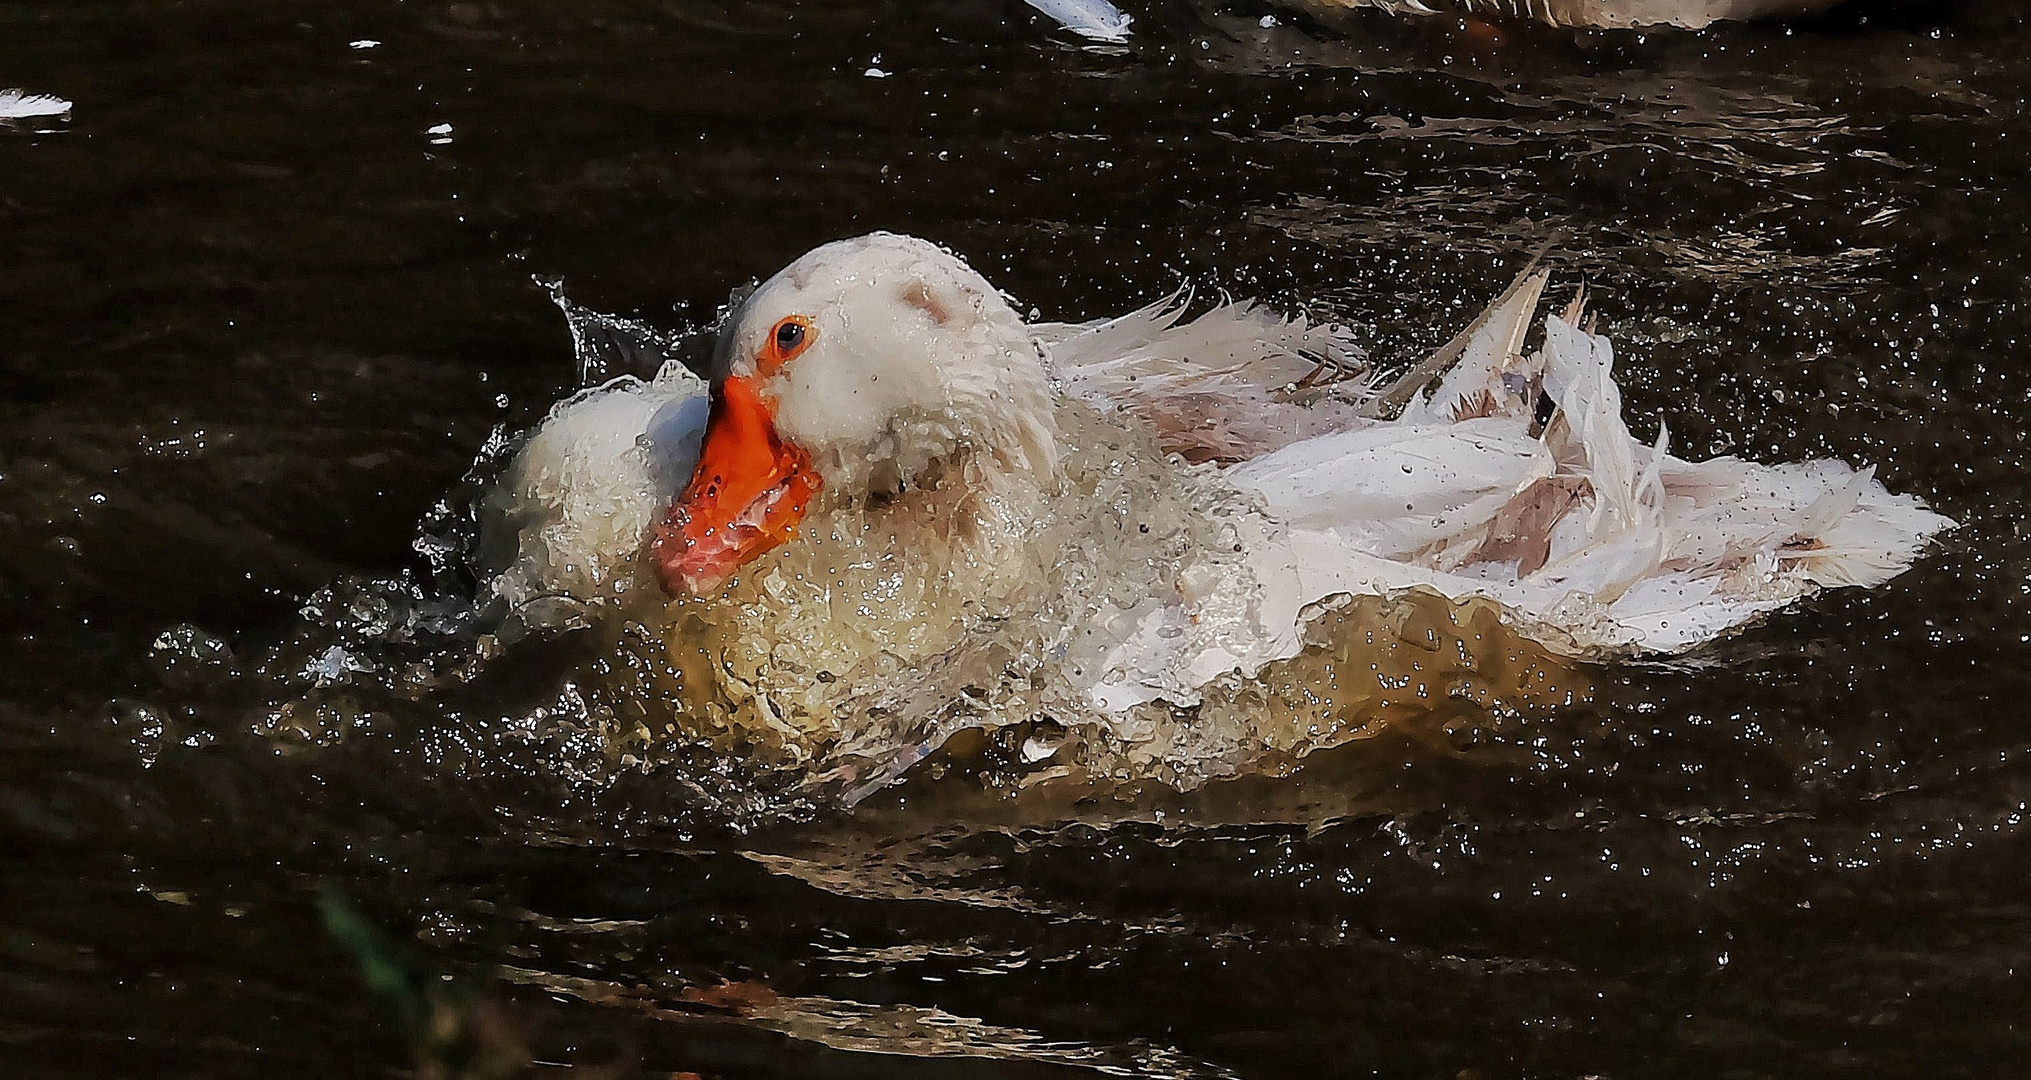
[147,624,237,691]
[102,698,169,767]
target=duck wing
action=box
[1216,280,1953,663]
[1039,290,1375,463]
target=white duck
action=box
[486,232,1950,731]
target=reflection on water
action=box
[4,0,2029,1077]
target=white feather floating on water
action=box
[1022,0,1133,41]
[0,89,73,120]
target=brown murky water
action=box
[4,1,2028,1076]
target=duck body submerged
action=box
[484,233,1948,779]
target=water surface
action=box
[4,1,2028,1076]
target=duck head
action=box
[652,232,1061,595]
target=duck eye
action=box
[774,320,805,353]
[756,316,814,375]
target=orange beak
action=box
[650,375,821,595]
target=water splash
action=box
[194,290,1594,832]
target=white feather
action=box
[1227,417,1551,555]
[0,89,72,120]
[1021,0,1134,41]
[1044,290,1372,462]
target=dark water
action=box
[5,0,2030,1076]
